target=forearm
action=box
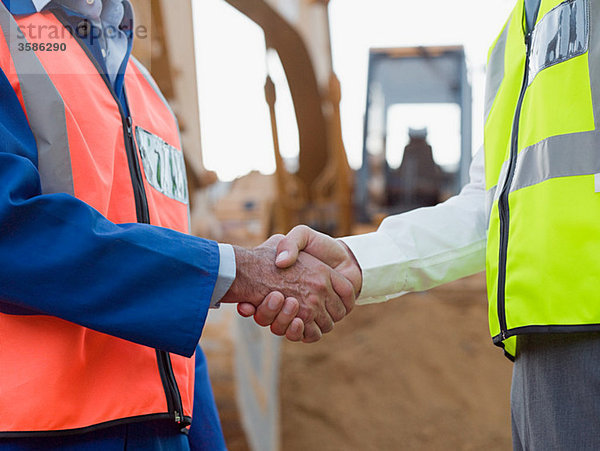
[220,245,271,305]
[0,154,220,357]
[0,65,221,356]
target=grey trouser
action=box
[511,332,600,450]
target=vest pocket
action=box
[528,0,589,86]
[134,126,188,204]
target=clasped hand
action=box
[220,226,362,343]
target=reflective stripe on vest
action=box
[484,0,600,358]
[0,6,194,435]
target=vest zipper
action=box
[126,111,184,425]
[124,114,150,224]
[156,350,184,424]
[52,11,185,426]
[496,31,533,341]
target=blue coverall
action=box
[0,0,227,448]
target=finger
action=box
[329,269,356,318]
[254,292,285,327]
[285,317,304,342]
[259,234,284,250]
[302,321,323,343]
[275,225,312,268]
[270,297,300,336]
[313,298,335,334]
[277,227,351,273]
[237,303,256,318]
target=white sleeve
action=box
[341,147,487,305]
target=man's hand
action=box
[275,225,362,296]
[238,291,305,342]
[222,235,356,343]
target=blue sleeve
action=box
[0,68,220,358]
[189,345,227,451]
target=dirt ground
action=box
[279,273,514,451]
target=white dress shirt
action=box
[343,148,487,305]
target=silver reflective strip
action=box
[484,19,510,123]
[528,0,589,86]
[485,185,496,227]
[135,126,188,203]
[595,173,600,192]
[491,131,600,199]
[511,131,600,192]
[0,4,73,195]
[130,56,176,119]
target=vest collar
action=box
[1,0,44,15]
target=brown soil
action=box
[279,273,513,451]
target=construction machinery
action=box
[357,45,472,220]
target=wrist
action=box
[338,240,363,295]
[221,246,249,303]
[221,246,269,305]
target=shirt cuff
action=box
[210,243,236,308]
[340,232,409,305]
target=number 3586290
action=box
[18,42,67,52]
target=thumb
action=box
[259,233,284,249]
[275,225,311,268]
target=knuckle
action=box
[255,308,275,327]
[302,323,321,343]
[272,317,292,335]
[286,326,302,342]
[316,282,329,297]
[297,224,309,233]
[255,316,271,327]
[297,306,314,323]
[305,296,321,313]
[310,295,323,308]
[270,323,285,336]
[345,299,355,313]
[331,308,346,323]
[339,283,354,302]
[316,316,334,334]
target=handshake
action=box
[220,225,362,343]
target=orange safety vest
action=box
[0,7,195,435]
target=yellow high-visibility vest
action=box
[484,0,600,358]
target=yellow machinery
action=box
[129,0,217,196]
[223,0,353,237]
[130,0,354,241]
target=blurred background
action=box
[130,0,516,449]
